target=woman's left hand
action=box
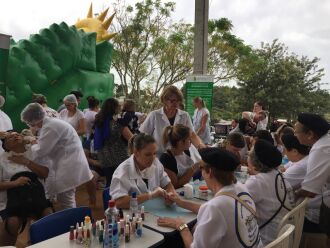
[157,217,185,229]
[8,155,30,166]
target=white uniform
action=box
[284,156,325,224]
[139,107,194,155]
[110,155,171,200]
[301,134,330,207]
[0,110,13,153]
[31,118,93,208]
[59,109,85,131]
[0,148,49,211]
[247,111,268,131]
[192,107,211,144]
[191,183,263,248]
[84,110,97,139]
[245,170,295,245]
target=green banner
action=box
[185,75,214,117]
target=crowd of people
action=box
[0,86,329,247]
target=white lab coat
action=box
[110,155,171,200]
[191,183,263,248]
[31,117,93,194]
[139,107,194,155]
[284,156,324,224]
[0,110,13,153]
[301,134,330,207]
[245,170,296,245]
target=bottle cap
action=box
[85,216,91,223]
[199,185,208,190]
[131,192,137,198]
[109,200,115,208]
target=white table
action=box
[27,227,164,248]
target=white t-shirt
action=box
[0,110,13,153]
[0,149,49,211]
[301,134,330,207]
[139,107,194,155]
[191,183,263,248]
[84,109,98,138]
[192,107,211,144]
[284,156,324,224]
[59,109,85,131]
[245,170,296,245]
[110,155,171,200]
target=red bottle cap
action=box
[199,185,208,190]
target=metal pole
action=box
[193,0,209,75]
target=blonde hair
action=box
[160,85,183,104]
[193,96,205,108]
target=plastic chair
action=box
[277,197,309,248]
[265,224,295,248]
[103,187,110,211]
[30,206,92,244]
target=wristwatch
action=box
[178,223,188,232]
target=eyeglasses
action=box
[166,98,179,103]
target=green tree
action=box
[110,0,192,111]
[236,39,325,121]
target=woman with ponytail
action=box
[159,124,201,188]
[192,97,211,144]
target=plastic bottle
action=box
[130,192,138,217]
[105,200,118,225]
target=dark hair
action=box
[297,113,330,138]
[94,98,119,128]
[32,94,47,105]
[226,133,245,148]
[238,118,254,135]
[248,150,272,173]
[254,130,274,145]
[87,96,99,109]
[203,163,235,186]
[281,134,310,155]
[70,90,83,98]
[162,124,191,147]
[123,99,136,112]
[255,101,264,109]
[128,133,156,154]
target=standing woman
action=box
[84,96,99,139]
[94,98,133,187]
[192,97,211,144]
[59,94,86,136]
[160,124,201,189]
[140,86,204,156]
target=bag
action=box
[319,195,330,234]
[6,171,48,219]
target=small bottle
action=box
[98,225,103,243]
[136,218,142,237]
[131,217,136,233]
[69,226,75,240]
[140,206,145,221]
[120,220,125,236]
[75,222,79,239]
[105,200,118,225]
[118,208,124,220]
[84,216,92,232]
[76,227,83,244]
[125,224,130,242]
[130,192,138,217]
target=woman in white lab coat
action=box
[20,103,93,209]
[245,139,296,245]
[157,148,263,248]
[110,133,176,209]
[139,85,205,156]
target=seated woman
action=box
[281,134,324,234]
[0,132,52,246]
[159,124,201,189]
[110,133,176,209]
[245,139,296,245]
[157,148,263,248]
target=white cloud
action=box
[0,0,329,89]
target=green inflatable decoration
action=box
[3,22,114,130]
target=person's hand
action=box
[14,176,31,187]
[150,187,166,199]
[166,192,182,205]
[8,155,30,166]
[0,131,9,139]
[157,217,185,229]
